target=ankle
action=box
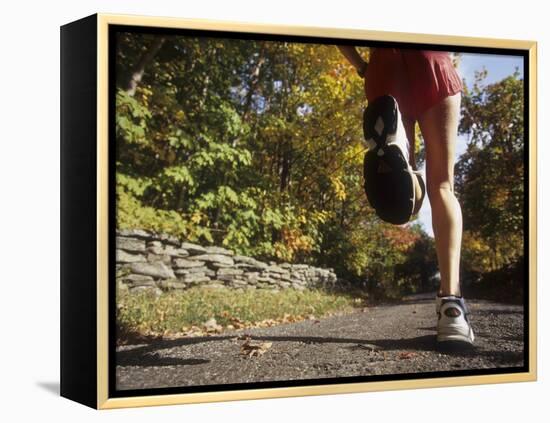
[438,289,462,298]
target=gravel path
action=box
[116,296,524,390]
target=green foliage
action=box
[115,33,439,298]
[456,70,524,276]
[116,90,152,145]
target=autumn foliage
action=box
[115,32,523,300]
[457,69,525,300]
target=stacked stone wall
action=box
[116,229,339,294]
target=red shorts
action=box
[364,48,463,120]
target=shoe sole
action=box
[362,95,416,225]
[437,328,475,344]
[363,144,415,225]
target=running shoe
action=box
[436,295,475,344]
[362,95,425,224]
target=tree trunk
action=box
[233,45,266,148]
[279,141,292,192]
[242,46,266,121]
[125,37,165,96]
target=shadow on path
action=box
[115,332,520,368]
[117,353,210,367]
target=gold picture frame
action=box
[60,13,537,409]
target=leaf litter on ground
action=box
[240,338,273,358]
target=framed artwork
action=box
[60,13,537,409]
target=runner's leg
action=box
[417,93,462,297]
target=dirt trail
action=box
[116,297,525,390]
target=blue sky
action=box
[415,52,524,236]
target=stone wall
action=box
[116,229,339,295]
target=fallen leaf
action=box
[351,343,379,351]
[229,316,246,329]
[240,339,273,357]
[203,317,223,333]
[398,351,417,360]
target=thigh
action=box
[417,93,461,192]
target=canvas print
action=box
[112,27,527,394]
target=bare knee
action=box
[427,181,455,203]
